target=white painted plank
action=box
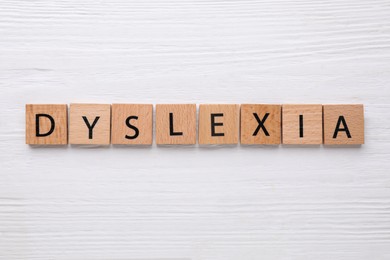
[1,0,390,259]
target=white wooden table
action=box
[1,0,390,259]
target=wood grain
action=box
[323,104,364,145]
[198,104,239,144]
[25,104,68,145]
[1,0,390,259]
[282,104,323,145]
[69,104,111,145]
[111,104,153,145]
[240,104,281,145]
[155,104,197,145]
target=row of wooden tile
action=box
[26,104,364,145]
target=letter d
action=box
[35,114,55,137]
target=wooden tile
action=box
[198,104,239,144]
[155,104,196,145]
[26,104,68,145]
[282,104,323,145]
[69,104,111,145]
[240,104,281,145]
[323,104,364,145]
[111,104,153,145]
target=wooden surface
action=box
[156,104,197,144]
[198,104,239,144]
[25,104,68,145]
[282,104,323,144]
[1,0,390,259]
[111,104,153,145]
[69,104,111,145]
[323,104,365,145]
[240,104,281,145]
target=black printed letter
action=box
[333,116,351,138]
[169,113,183,136]
[82,116,100,139]
[211,113,224,136]
[253,113,270,136]
[35,114,55,137]
[299,115,304,138]
[125,116,139,139]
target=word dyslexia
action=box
[25,104,364,145]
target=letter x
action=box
[253,113,270,136]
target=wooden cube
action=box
[26,104,68,145]
[282,104,323,145]
[69,104,111,145]
[111,104,153,145]
[323,104,364,145]
[199,104,239,144]
[155,104,196,145]
[240,104,281,144]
